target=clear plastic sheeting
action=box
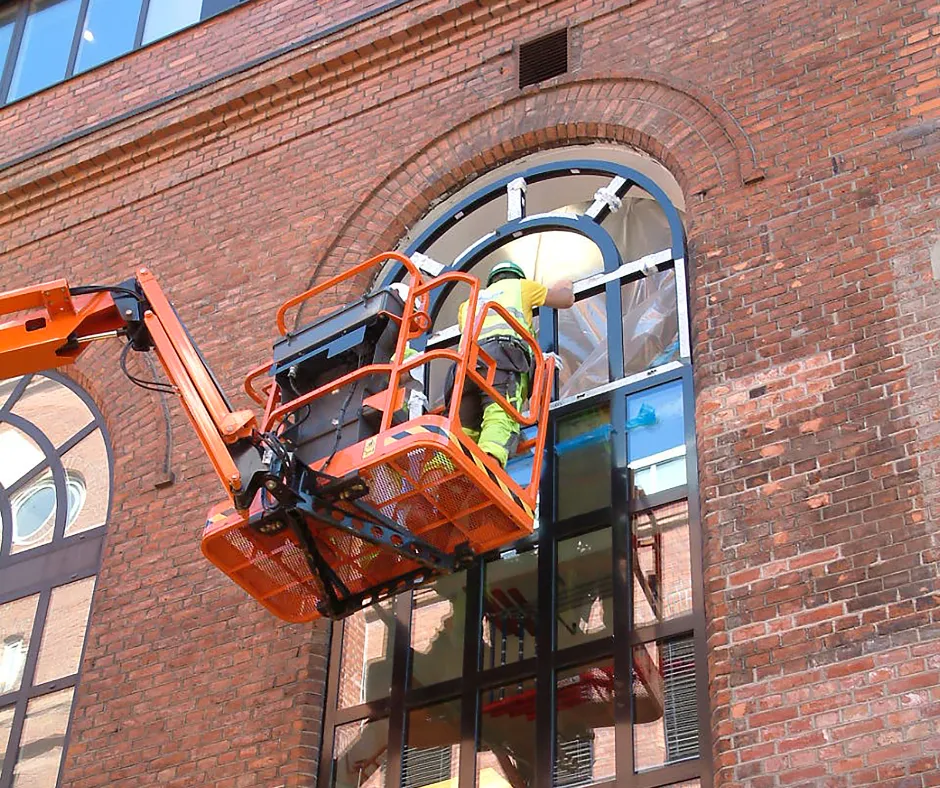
[558,293,608,400]
[601,190,678,264]
[622,269,679,378]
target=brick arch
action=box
[317,74,763,276]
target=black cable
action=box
[119,342,176,393]
[69,284,146,303]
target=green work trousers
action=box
[444,338,532,467]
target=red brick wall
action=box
[0,0,937,785]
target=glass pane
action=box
[62,430,108,536]
[633,501,692,627]
[482,549,537,670]
[337,599,395,708]
[7,0,83,102]
[33,577,96,685]
[0,595,39,694]
[333,717,388,788]
[633,636,699,771]
[478,678,537,788]
[141,0,202,44]
[11,376,94,450]
[404,700,460,788]
[662,782,700,788]
[411,572,465,688]
[556,406,611,520]
[558,293,608,400]
[10,469,56,554]
[12,687,74,786]
[554,660,615,787]
[0,424,44,489]
[0,8,16,83]
[74,0,143,73]
[622,269,679,377]
[556,529,612,649]
[0,705,14,762]
[627,380,686,498]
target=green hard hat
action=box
[486,260,526,285]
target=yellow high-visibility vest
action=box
[458,279,547,347]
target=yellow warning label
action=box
[362,437,377,459]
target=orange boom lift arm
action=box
[0,254,554,622]
[0,268,269,510]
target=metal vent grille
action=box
[402,745,452,788]
[662,637,700,763]
[519,29,568,88]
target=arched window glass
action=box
[321,145,710,788]
[0,373,111,786]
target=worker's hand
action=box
[544,352,566,374]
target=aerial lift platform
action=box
[0,253,553,622]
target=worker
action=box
[436,260,574,471]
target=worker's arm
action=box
[543,279,575,309]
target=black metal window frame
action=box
[0,371,112,788]
[319,158,711,788]
[0,0,248,107]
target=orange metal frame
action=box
[0,268,257,505]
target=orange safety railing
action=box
[262,263,551,501]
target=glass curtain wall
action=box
[320,147,709,788]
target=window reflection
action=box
[633,502,692,627]
[11,376,93,450]
[404,700,460,788]
[0,705,13,762]
[411,572,466,688]
[33,577,96,685]
[478,678,537,788]
[627,380,686,497]
[633,637,699,771]
[338,600,396,709]
[333,718,388,788]
[12,687,74,786]
[7,0,82,102]
[482,550,537,669]
[556,529,612,648]
[142,0,202,45]
[74,0,143,73]
[555,660,615,787]
[62,430,108,536]
[0,595,39,695]
[556,407,611,520]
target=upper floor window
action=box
[0,373,111,786]
[0,0,245,106]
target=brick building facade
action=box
[0,0,937,787]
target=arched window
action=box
[320,145,709,788]
[0,372,111,786]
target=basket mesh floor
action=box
[202,445,534,622]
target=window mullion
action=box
[64,0,91,78]
[610,392,636,783]
[133,0,152,48]
[457,563,482,788]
